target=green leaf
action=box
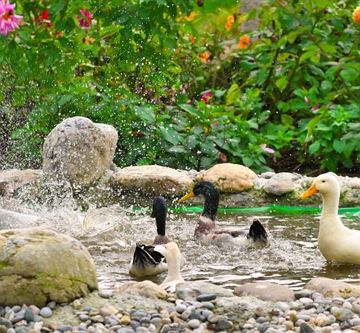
[275,77,288,92]
[178,104,199,116]
[306,116,321,138]
[168,145,186,153]
[333,139,345,153]
[160,126,180,145]
[135,106,155,124]
[313,0,330,10]
[281,114,294,125]
[225,83,241,106]
[309,141,321,154]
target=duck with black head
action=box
[129,196,170,277]
[179,181,268,245]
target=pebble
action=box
[187,319,200,329]
[99,290,113,298]
[39,307,52,318]
[175,304,186,314]
[215,319,233,331]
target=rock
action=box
[43,116,118,185]
[0,227,98,306]
[196,294,216,302]
[110,165,193,195]
[39,307,52,318]
[299,322,314,333]
[99,290,113,299]
[234,282,295,301]
[305,277,360,298]
[187,319,200,329]
[263,172,300,196]
[176,282,233,301]
[0,169,41,196]
[0,209,46,230]
[196,163,256,193]
[215,319,233,331]
[116,281,167,299]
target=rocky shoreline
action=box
[3,278,360,333]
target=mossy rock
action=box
[0,227,98,306]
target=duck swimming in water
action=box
[129,196,170,277]
[154,242,184,293]
[178,181,268,245]
[300,172,360,265]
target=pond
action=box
[1,200,359,291]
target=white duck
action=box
[300,172,360,264]
[154,242,184,293]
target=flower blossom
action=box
[200,91,213,104]
[238,34,250,49]
[219,152,228,163]
[185,11,196,21]
[0,0,22,36]
[77,9,93,29]
[199,50,210,63]
[225,15,234,31]
[352,7,360,24]
[260,144,275,154]
[36,9,51,27]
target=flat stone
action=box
[176,281,233,301]
[196,294,216,302]
[196,163,257,193]
[234,282,295,301]
[306,277,360,298]
[110,165,193,195]
[263,172,300,196]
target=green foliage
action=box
[0,0,359,173]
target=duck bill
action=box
[178,191,195,203]
[299,184,318,199]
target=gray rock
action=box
[196,294,216,302]
[39,307,52,318]
[306,277,360,298]
[295,289,313,299]
[188,319,201,329]
[263,172,300,195]
[14,328,27,333]
[99,290,113,299]
[175,304,186,313]
[43,116,118,186]
[234,282,295,301]
[299,322,314,333]
[23,309,34,323]
[117,328,135,333]
[216,319,233,331]
[176,281,233,301]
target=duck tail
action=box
[247,219,268,244]
[132,243,164,268]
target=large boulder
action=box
[0,169,41,196]
[110,165,193,195]
[43,117,118,185]
[0,227,98,306]
[196,163,256,193]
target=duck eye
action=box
[322,180,326,183]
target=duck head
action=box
[300,173,340,199]
[178,181,219,221]
[151,196,167,237]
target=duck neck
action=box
[166,252,182,281]
[321,191,340,217]
[156,214,166,237]
[202,194,218,222]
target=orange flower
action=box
[185,11,197,21]
[225,15,234,31]
[238,34,250,49]
[83,36,95,45]
[190,35,196,44]
[199,51,210,63]
[353,7,360,24]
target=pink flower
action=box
[260,144,275,154]
[77,9,93,29]
[311,104,320,113]
[219,152,228,163]
[200,91,213,104]
[304,96,310,104]
[0,0,22,36]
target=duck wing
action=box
[129,243,167,277]
[246,220,268,244]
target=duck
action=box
[129,196,170,277]
[178,181,268,245]
[154,242,184,293]
[300,172,360,265]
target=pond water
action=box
[1,199,358,291]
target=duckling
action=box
[154,242,184,293]
[129,196,170,277]
[178,181,268,245]
[300,172,360,265]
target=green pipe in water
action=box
[134,205,360,216]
